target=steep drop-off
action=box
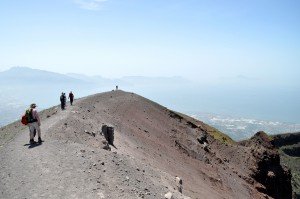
[272,132,300,198]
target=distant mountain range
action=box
[1,66,189,87]
[1,66,299,140]
[0,67,91,86]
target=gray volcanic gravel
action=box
[0,90,272,199]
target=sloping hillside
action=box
[272,132,300,198]
[0,90,292,198]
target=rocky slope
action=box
[0,90,293,198]
[271,132,300,198]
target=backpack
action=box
[21,109,35,125]
[21,114,28,125]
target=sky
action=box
[0,0,299,85]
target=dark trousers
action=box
[61,102,65,110]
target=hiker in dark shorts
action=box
[68,91,74,105]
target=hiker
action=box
[60,92,66,110]
[63,93,67,107]
[27,103,42,144]
[68,91,74,105]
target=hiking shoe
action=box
[30,139,36,145]
[38,137,43,143]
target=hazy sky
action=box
[0,0,299,84]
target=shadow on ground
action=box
[23,142,43,149]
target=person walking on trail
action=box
[60,92,66,110]
[63,93,67,108]
[68,91,74,105]
[27,103,42,144]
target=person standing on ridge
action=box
[68,91,74,105]
[27,103,42,144]
[63,93,67,108]
[60,92,66,110]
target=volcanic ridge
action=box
[0,90,293,199]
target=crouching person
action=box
[27,103,42,144]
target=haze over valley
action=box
[1,67,299,140]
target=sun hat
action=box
[30,103,37,108]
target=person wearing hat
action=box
[28,103,42,144]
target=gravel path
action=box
[0,105,104,199]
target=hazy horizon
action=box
[1,66,299,124]
[1,0,299,87]
[1,66,299,138]
[2,65,299,90]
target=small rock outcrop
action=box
[101,125,114,145]
[242,131,293,199]
[271,132,300,198]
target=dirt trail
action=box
[0,104,102,198]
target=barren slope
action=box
[0,90,292,199]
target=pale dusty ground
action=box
[0,90,267,199]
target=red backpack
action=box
[21,114,28,125]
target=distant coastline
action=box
[190,112,300,141]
